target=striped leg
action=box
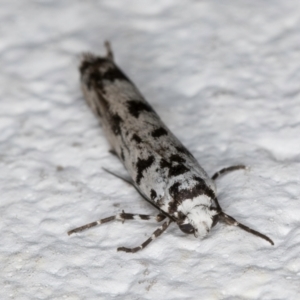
[68,211,166,235]
[118,219,173,253]
[212,165,246,181]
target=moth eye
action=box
[179,223,195,234]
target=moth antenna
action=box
[104,41,114,60]
[219,212,274,245]
[212,196,222,212]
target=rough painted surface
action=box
[1,1,300,299]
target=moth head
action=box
[176,166,274,245]
[177,196,219,238]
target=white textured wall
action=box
[1,1,300,299]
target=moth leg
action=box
[120,212,166,223]
[102,167,177,222]
[212,165,246,181]
[68,211,166,235]
[118,219,172,253]
[103,167,133,186]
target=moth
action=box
[68,42,274,253]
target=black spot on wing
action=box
[168,164,189,177]
[110,114,123,135]
[175,145,194,158]
[160,159,170,169]
[131,134,142,144]
[150,189,157,201]
[80,61,92,75]
[170,154,186,164]
[159,158,189,177]
[151,127,168,138]
[103,66,129,82]
[193,176,216,199]
[168,182,181,201]
[82,59,129,91]
[168,196,180,214]
[136,156,155,185]
[127,100,154,118]
[86,71,102,90]
[79,57,107,75]
[168,176,210,207]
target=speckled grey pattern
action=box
[79,49,219,244]
[1,1,300,299]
